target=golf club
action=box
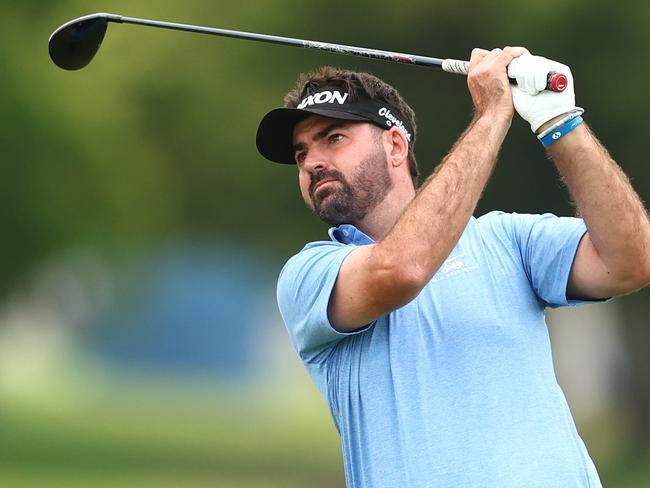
[49,13,567,92]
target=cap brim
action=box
[256,107,369,164]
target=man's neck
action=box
[355,186,416,242]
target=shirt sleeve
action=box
[496,212,589,307]
[277,242,370,364]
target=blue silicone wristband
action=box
[540,115,584,147]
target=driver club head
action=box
[48,14,118,70]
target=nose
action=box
[301,146,330,174]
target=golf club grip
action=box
[442,59,567,93]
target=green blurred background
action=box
[1,0,648,486]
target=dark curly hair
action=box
[283,67,419,187]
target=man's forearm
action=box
[379,113,510,284]
[548,123,650,283]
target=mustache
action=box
[309,169,345,197]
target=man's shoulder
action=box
[288,238,350,262]
[279,238,354,283]
[476,210,584,233]
[475,210,535,222]
[474,210,553,234]
[470,211,546,249]
[476,210,507,220]
[282,225,367,269]
[466,211,512,236]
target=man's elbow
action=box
[613,258,650,295]
[632,250,650,286]
[383,258,433,304]
[632,257,650,290]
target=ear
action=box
[384,127,409,169]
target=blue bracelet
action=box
[537,110,582,139]
[540,115,584,147]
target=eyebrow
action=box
[292,122,349,154]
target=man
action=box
[255,47,650,487]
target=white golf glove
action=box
[508,54,583,132]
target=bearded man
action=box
[255,47,650,487]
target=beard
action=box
[308,143,393,227]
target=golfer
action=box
[256,47,650,487]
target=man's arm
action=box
[329,47,525,331]
[508,54,650,300]
[545,123,650,299]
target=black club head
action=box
[49,14,113,70]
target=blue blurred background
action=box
[1,0,648,486]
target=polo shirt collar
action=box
[328,224,375,245]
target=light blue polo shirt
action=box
[277,211,603,488]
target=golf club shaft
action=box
[50,13,568,91]
[114,16,568,90]
[112,14,452,70]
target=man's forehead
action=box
[293,115,362,141]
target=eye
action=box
[295,151,307,165]
[328,133,344,143]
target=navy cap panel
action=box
[256,108,371,164]
[256,88,413,164]
[255,109,310,164]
